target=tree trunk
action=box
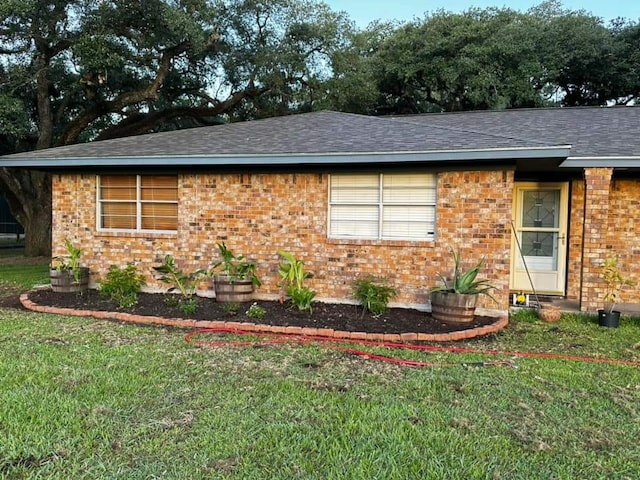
[22,200,52,257]
[0,168,52,257]
[34,53,54,150]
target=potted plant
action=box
[429,249,496,324]
[210,242,261,303]
[598,256,634,328]
[50,238,90,293]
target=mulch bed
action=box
[20,289,499,335]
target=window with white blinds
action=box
[329,173,436,240]
[98,175,178,232]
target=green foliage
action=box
[154,255,205,314]
[178,298,198,316]
[51,238,84,282]
[277,250,316,313]
[431,249,496,301]
[277,250,312,291]
[163,295,179,308]
[163,294,198,316]
[99,264,146,308]
[599,256,635,313]
[245,302,266,320]
[352,276,397,317]
[0,94,30,138]
[368,5,640,112]
[223,302,241,315]
[287,286,316,314]
[153,255,204,300]
[212,242,261,287]
[508,307,540,323]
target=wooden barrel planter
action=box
[214,275,254,303]
[50,267,90,293]
[430,291,477,324]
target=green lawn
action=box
[1,257,639,479]
[1,306,639,479]
[0,253,49,290]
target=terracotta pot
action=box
[214,275,254,303]
[430,291,477,324]
[538,305,561,323]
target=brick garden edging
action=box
[20,293,509,342]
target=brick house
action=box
[2,108,639,313]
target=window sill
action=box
[95,230,177,239]
[327,238,435,248]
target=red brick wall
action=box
[52,170,514,310]
[566,179,584,301]
[603,178,640,305]
[577,169,640,311]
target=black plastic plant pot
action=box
[598,310,620,328]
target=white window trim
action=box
[96,174,178,233]
[328,173,436,241]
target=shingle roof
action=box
[396,106,640,158]
[0,111,567,168]
[6,110,554,157]
[2,107,638,169]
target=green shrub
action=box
[245,302,266,320]
[353,276,397,317]
[100,264,146,308]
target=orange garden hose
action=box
[185,328,640,368]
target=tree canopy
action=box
[366,1,640,113]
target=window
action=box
[329,173,436,240]
[98,175,178,232]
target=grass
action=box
[1,257,639,479]
[0,253,49,290]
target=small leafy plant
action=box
[430,249,496,302]
[288,287,316,313]
[245,302,266,320]
[211,242,261,287]
[353,276,397,317]
[51,238,84,283]
[178,298,198,316]
[600,256,635,313]
[223,302,241,315]
[99,264,146,308]
[153,255,205,314]
[277,250,316,313]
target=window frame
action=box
[328,172,437,241]
[96,174,178,233]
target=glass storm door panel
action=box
[510,183,568,295]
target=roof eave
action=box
[0,146,571,168]
[560,156,640,168]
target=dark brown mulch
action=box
[22,289,499,335]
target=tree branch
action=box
[57,42,191,146]
[95,86,270,140]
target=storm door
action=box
[510,183,568,295]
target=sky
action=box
[323,1,640,27]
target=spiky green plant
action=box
[430,249,496,302]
